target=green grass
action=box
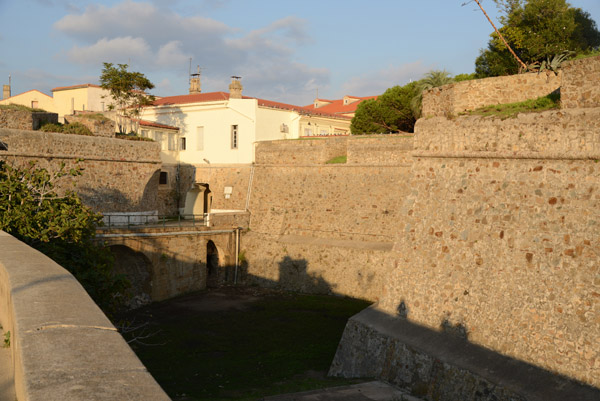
[0,103,47,113]
[117,289,371,401]
[462,93,560,119]
[325,155,347,164]
[467,93,561,118]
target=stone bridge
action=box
[96,212,249,306]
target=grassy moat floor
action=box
[116,287,372,401]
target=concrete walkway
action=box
[0,327,16,401]
[263,381,423,401]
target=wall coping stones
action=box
[330,307,600,401]
[0,231,170,401]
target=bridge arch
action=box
[108,245,153,309]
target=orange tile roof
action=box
[304,96,378,115]
[52,83,103,92]
[151,91,351,120]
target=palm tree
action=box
[411,70,454,118]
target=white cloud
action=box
[66,37,152,65]
[340,61,433,97]
[53,1,330,104]
[156,41,190,67]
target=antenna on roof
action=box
[231,75,242,80]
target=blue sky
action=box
[0,0,599,105]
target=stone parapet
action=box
[347,135,413,165]
[414,108,600,159]
[561,55,600,109]
[255,137,348,165]
[0,128,161,213]
[422,72,561,117]
[0,231,170,401]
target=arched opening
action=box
[206,240,220,288]
[109,245,153,309]
[182,183,212,217]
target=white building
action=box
[140,78,352,166]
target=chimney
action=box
[2,85,10,100]
[189,66,201,94]
[229,76,243,99]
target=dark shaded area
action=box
[77,169,160,213]
[117,287,371,401]
[109,245,153,309]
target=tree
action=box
[351,82,419,134]
[100,63,155,134]
[0,161,128,313]
[475,0,600,77]
[410,70,455,118]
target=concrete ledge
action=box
[0,231,170,401]
[330,307,600,401]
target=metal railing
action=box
[101,213,210,229]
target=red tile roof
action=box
[134,119,179,131]
[52,83,103,92]
[304,96,378,116]
[151,91,350,120]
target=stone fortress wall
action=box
[240,56,600,396]
[0,128,162,213]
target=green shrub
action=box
[116,133,154,142]
[40,122,64,133]
[62,122,93,136]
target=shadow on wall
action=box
[78,169,160,213]
[237,255,335,295]
[105,241,207,309]
[347,300,600,400]
[154,107,187,136]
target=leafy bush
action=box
[0,161,129,314]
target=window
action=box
[141,130,149,138]
[154,132,165,150]
[31,101,38,108]
[231,125,238,149]
[304,128,313,136]
[196,126,204,151]
[159,171,168,185]
[180,137,186,150]
[168,133,176,151]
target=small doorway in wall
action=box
[182,183,213,217]
[207,240,220,288]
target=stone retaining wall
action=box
[561,55,600,109]
[0,128,161,213]
[422,72,561,117]
[64,114,116,137]
[0,231,169,401]
[0,109,58,130]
